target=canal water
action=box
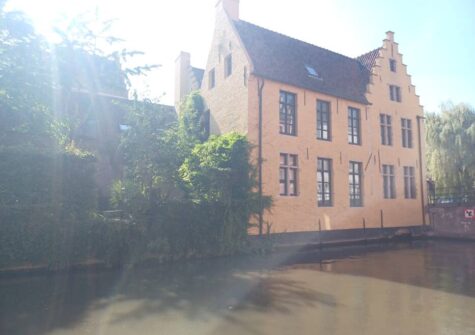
[1,240,475,335]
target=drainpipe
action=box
[258,78,265,236]
[416,115,426,226]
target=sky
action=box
[6,0,475,112]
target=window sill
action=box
[279,132,297,137]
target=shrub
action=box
[0,149,98,268]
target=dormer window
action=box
[305,65,322,79]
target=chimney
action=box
[386,31,395,42]
[216,0,240,21]
[175,51,191,111]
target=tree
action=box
[114,92,272,258]
[0,9,64,150]
[426,102,475,191]
[112,101,179,216]
[0,7,158,267]
[179,133,271,253]
[177,91,209,151]
[180,133,255,203]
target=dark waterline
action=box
[1,240,475,335]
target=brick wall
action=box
[200,6,250,135]
[429,204,475,240]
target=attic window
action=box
[305,65,322,79]
[389,59,397,72]
[224,54,232,78]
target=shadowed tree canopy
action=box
[0,9,62,150]
[426,102,475,191]
[0,6,158,152]
[112,101,179,212]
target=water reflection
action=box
[1,240,474,335]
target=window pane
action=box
[279,168,285,180]
[280,92,286,103]
[280,154,287,165]
[280,153,298,196]
[280,92,297,135]
[317,158,332,206]
[290,155,298,167]
[289,182,295,196]
[348,108,360,144]
[280,182,286,196]
[317,100,330,140]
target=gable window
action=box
[389,85,401,102]
[389,59,397,72]
[317,100,331,141]
[404,166,416,199]
[348,107,361,145]
[279,91,297,136]
[317,158,332,207]
[349,161,363,207]
[401,118,413,148]
[280,153,298,196]
[224,54,232,78]
[382,164,396,199]
[380,114,393,146]
[209,68,216,89]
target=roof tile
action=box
[233,20,372,105]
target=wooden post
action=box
[363,218,367,244]
[257,79,265,236]
[416,116,427,227]
[318,219,322,249]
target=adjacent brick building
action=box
[176,0,427,235]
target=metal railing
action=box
[428,187,475,206]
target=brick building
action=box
[175,0,427,236]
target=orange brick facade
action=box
[178,0,427,234]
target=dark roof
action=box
[192,67,204,87]
[233,20,372,105]
[356,48,381,71]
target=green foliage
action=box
[52,12,159,92]
[113,100,179,213]
[0,6,158,152]
[426,102,475,190]
[0,150,98,268]
[0,6,270,268]
[0,7,162,269]
[178,91,209,149]
[0,9,64,150]
[180,133,254,203]
[113,94,272,260]
[179,133,270,254]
